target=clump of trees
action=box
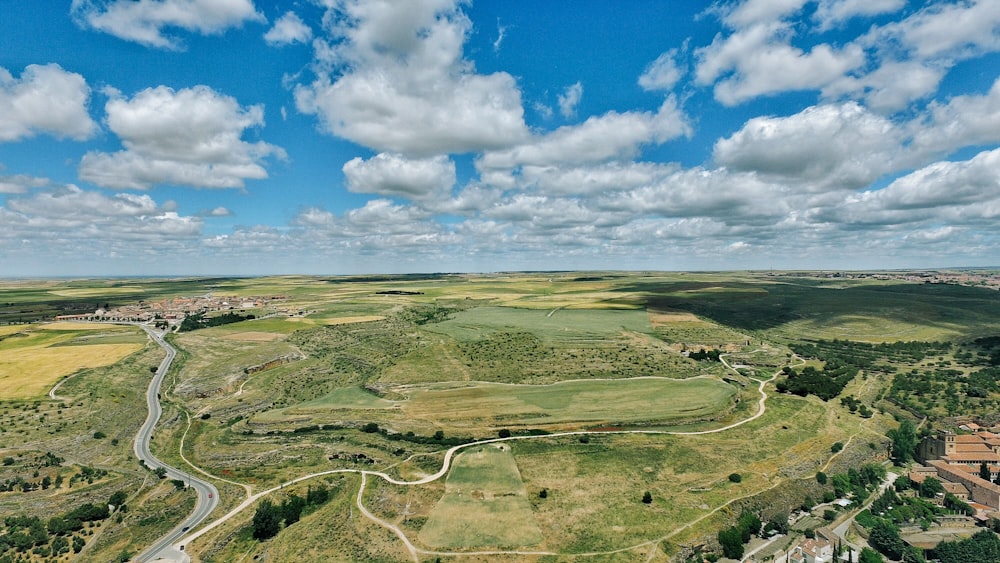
[716,510,761,560]
[179,312,255,332]
[251,484,333,541]
[689,348,721,362]
[0,492,121,559]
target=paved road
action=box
[134,325,218,563]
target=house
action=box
[784,537,833,563]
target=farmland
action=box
[1,271,999,561]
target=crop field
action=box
[4,271,1000,562]
[0,323,145,399]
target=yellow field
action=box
[0,324,146,399]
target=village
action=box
[53,293,292,326]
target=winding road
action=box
[133,325,218,563]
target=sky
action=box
[2,0,1000,276]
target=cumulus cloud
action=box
[0,174,51,194]
[342,153,456,200]
[71,0,264,49]
[910,77,1000,157]
[813,0,904,31]
[0,64,97,142]
[696,22,865,105]
[864,0,1000,61]
[478,97,690,173]
[824,60,945,113]
[79,85,284,189]
[557,82,583,118]
[263,11,311,46]
[713,102,901,190]
[1,185,202,246]
[638,50,684,92]
[294,0,529,156]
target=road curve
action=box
[133,325,219,563]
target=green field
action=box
[278,377,737,431]
[418,444,542,549]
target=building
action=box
[785,537,833,563]
[919,430,1000,480]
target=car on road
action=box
[208,492,213,498]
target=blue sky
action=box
[2,0,1000,276]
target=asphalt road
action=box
[133,325,218,563]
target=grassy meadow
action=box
[2,271,1000,561]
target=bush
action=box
[93,431,106,439]
[642,491,652,504]
[498,428,511,438]
[831,442,844,453]
[728,473,742,483]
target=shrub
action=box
[728,473,742,483]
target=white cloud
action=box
[0,64,97,142]
[824,60,945,112]
[2,185,202,243]
[207,206,232,216]
[638,50,683,92]
[696,22,865,105]
[713,102,902,190]
[857,148,1000,213]
[71,0,264,49]
[478,97,690,172]
[721,0,809,27]
[557,82,583,118]
[911,77,1000,157]
[865,0,1000,61]
[813,0,904,31]
[0,174,51,194]
[493,18,507,53]
[294,0,529,156]
[79,85,284,189]
[264,11,312,46]
[342,153,456,200]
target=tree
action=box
[252,500,282,540]
[108,490,127,508]
[728,473,742,483]
[919,477,943,498]
[642,491,653,504]
[280,494,306,526]
[153,466,167,479]
[816,471,828,485]
[980,461,992,481]
[832,442,844,453]
[887,419,918,464]
[498,428,511,438]
[859,547,884,563]
[869,520,906,561]
[717,527,744,560]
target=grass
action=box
[418,444,542,549]
[277,377,737,432]
[426,306,654,342]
